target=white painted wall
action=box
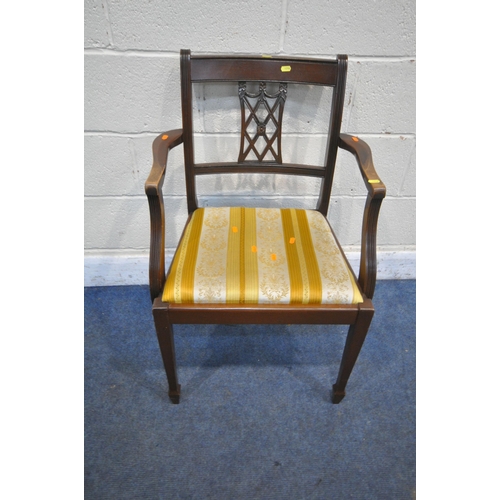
[84,0,416,286]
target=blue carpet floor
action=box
[85,280,415,499]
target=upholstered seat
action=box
[163,207,363,305]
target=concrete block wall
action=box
[84,0,416,286]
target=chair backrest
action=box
[180,49,348,216]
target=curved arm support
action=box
[338,134,386,298]
[145,129,183,302]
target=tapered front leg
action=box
[152,309,181,404]
[332,301,374,404]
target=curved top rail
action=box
[190,54,341,86]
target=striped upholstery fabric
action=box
[163,207,363,305]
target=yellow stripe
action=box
[295,209,322,304]
[180,208,204,302]
[281,209,303,303]
[163,235,184,302]
[164,213,194,302]
[162,208,204,303]
[226,207,241,303]
[243,208,259,303]
[239,208,246,302]
[289,209,310,303]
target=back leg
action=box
[152,309,181,404]
[332,301,374,404]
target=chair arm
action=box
[338,134,386,299]
[338,134,386,199]
[145,129,184,196]
[145,129,183,302]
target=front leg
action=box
[332,301,374,403]
[152,309,181,404]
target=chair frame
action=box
[145,50,386,404]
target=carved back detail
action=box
[180,50,348,216]
[237,82,287,163]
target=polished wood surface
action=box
[190,54,339,85]
[145,50,386,404]
[145,129,183,301]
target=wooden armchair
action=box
[145,50,386,404]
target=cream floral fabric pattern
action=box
[163,207,363,304]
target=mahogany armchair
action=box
[145,50,386,404]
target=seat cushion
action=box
[163,207,363,305]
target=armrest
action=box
[145,129,184,196]
[338,134,386,299]
[145,129,184,302]
[338,134,386,199]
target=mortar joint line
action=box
[102,0,114,48]
[278,0,289,53]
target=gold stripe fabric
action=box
[162,207,363,304]
[167,208,204,303]
[243,207,259,303]
[226,208,241,303]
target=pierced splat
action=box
[238,81,287,163]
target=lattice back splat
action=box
[238,81,287,163]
